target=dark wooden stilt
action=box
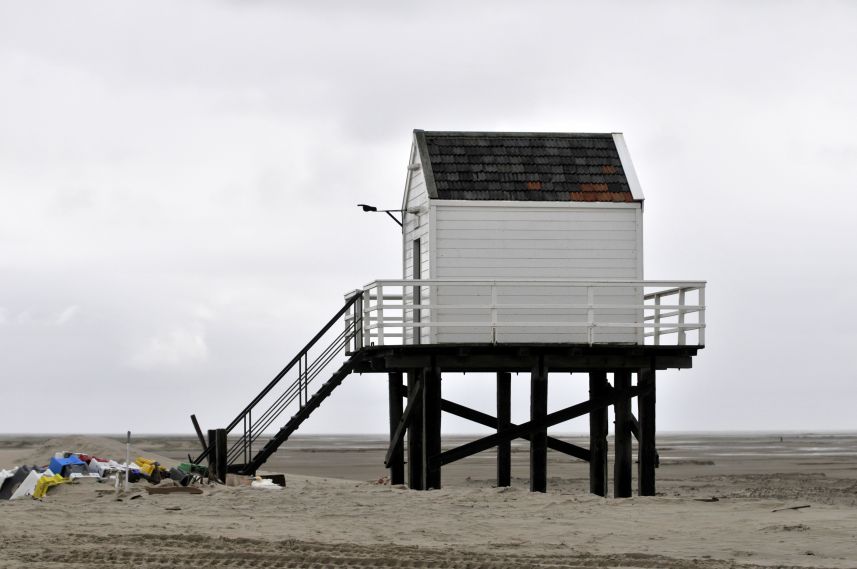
[637,367,656,496]
[613,371,633,498]
[407,368,424,490]
[530,358,548,493]
[497,371,512,487]
[388,372,405,485]
[588,371,609,496]
[207,429,217,482]
[215,428,227,484]
[422,363,442,489]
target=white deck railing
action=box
[344,279,705,351]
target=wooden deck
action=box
[352,343,700,373]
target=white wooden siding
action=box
[432,202,643,343]
[401,141,430,343]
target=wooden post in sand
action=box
[422,363,442,490]
[215,428,227,484]
[388,372,405,485]
[589,370,609,496]
[529,357,548,493]
[637,367,656,496]
[207,429,217,482]
[496,371,512,487]
[407,368,424,490]
[613,371,633,498]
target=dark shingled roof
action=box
[415,130,635,202]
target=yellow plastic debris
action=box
[136,457,165,476]
[32,473,67,500]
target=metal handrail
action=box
[224,321,358,464]
[193,291,363,465]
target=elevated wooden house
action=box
[400,131,645,345]
[191,130,706,499]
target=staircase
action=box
[192,291,364,475]
[242,357,359,473]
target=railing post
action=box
[298,356,303,407]
[654,294,661,346]
[678,289,686,346]
[363,287,371,347]
[490,281,498,343]
[413,281,421,345]
[587,285,595,345]
[354,292,363,350]
[303,352,309,405]
[378,284,385,346]
[428,281,436,345]
[698,286,706,346]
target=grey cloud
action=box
[1,1,856,433]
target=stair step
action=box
[238,355,360,474]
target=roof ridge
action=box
[418,130,617,138]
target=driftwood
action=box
[772,504,811,512]
[145,486,203,495]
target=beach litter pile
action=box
[1,435,288,504]
[0,449,205,501]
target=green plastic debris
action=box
[178,462,208,476]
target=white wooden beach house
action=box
[195,130,706,495]
[351,130,704,348]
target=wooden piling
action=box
[637,367,656,496]
[214,428,227,484]
[216,430,227,483]
[407,368,424,490]
[207,429,217,482]
[496,371,512,487]
[588,371,609,496]
[613,371,633,498]
[530,358,548,493]
[422,363,442,490]
[388,372,405,485]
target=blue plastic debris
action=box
[49,455,87,478]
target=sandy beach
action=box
[1,432,856,568]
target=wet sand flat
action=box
[1,432,856,568]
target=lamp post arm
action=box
[385,210,403,227]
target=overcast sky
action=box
[2,1,856,436]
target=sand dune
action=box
[1,435,175,469]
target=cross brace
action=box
[435,384,648,468]
[439,398,591,462]
[630,412,660,467]
[393,384,590,462]
[384,379,423,467]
